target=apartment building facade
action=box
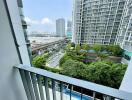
[73,0,126,45]
[116,0,132,60]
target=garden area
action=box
[32,42,127,89]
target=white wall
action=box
[0,0,28,100]
[7,0,31,66]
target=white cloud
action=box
[25,17,55,32]
[41,18,53,25]
[25,17,39,25]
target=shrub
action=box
[60,59,127,89]
[71,42,75,47]
[66,43,71,51]
[61,59,87,78]
[59,54,71,66]
[44,67,61,73]
[106,45,123,56]
[75,44,81,52]
[81,44,90,50]
[92,44,102,53]
[32,53,49,69]
[97,54,110,58]
[109,63,127,88]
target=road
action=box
[47,51,65,68]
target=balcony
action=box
[15,64,132,100]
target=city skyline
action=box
[23,0,72,33]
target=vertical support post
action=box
[24,71,36,100]
[81,88,83,100]
[103,95,112,100]
[44,77,50,100]
[37,75,45,100]
[70,84,72,100]
[19,69,31,100]
[52,80,56,100]
[93,92,96,100]
[60,82,63,100]
[30,72,40,100]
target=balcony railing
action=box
[15,64,132,100]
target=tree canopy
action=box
[81,44,90,50]
[32,53,49,69]
[60,59,127,88]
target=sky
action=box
[23,0,72,33]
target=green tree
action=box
[75,44,81,52]
[81,44,90,50]
[92,44,102,53]
[106,45,123,56]
[85,61,127,88]
[112,45,123,56]
[60,59,127,88]
[71,42,75,47]
[87,61,112,86]
[59,54,71,66]
[32,55,46,69]
[110,63,127,88]
[61,59,87,78]
[66,43,71,50]
[32,53,49,69]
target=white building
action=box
[116,0,132,62]
[56,18,65,37]
[73,0,126,45]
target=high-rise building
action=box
[116,0,132,61]
[67,20,72,40]
[73,0,126,45]
[56,18,65,37]
[116,0,132,50]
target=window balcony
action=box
[15,64,132,100]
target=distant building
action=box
[67,20,72,40]
[56,18,65,37]
[29,31,57,37]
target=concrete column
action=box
[0,0,28,100]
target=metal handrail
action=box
[15,64,132,100]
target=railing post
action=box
[19,69,32,100]
[81,88,83,100]
[44,77,50,100]
[103,95,112,100]
[52,80,56,100]
[37,75,45,100]
[30,72,40,100]
[70,84,72,100]
[93,92,96,100]
[24,71,36,100]
[60,82,63,100]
